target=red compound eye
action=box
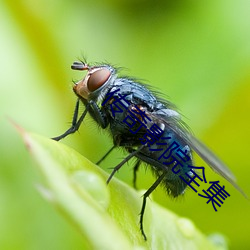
[87,68,111,92]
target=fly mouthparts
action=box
[71,61,89,71]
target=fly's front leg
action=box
[52,99,89,141]
[89,100,108,129]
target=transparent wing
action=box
[150,112,247,198]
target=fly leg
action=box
[96,145,116,165]
[133,160,141,189]
[88,100,107,129]
[52,99,108,141]
[52,99,89,141]
[140,172,167,240]
[107,145,145,184]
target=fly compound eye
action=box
[87,68,111,92]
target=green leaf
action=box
[19,128,226,250]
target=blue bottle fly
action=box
[52,60,246,240]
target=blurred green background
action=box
[1,0,250,249]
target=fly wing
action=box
[184,133,247,197]
[150,111,247,198]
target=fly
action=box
[52,60,246,240]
